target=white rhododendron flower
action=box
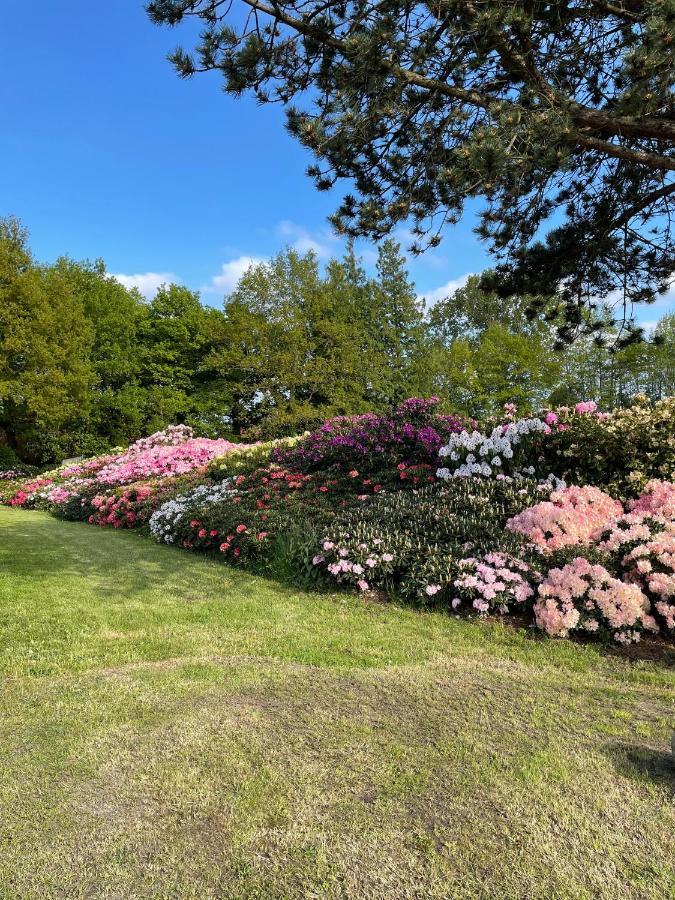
[437,417,547,481]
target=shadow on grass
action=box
[2,510,675,667]
[605,743,675,793]
[0,510,332,606]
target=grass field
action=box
[0,506,674,899]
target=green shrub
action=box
[540,396,675,496]
[0,445,21,471]
[314,478,547,603]
[207,434,307,481]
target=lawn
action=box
[0,507,673,899]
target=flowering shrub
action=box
[506,486,623,552]
[149,469,319,565]
[437,417,548,480]
[149,463,387,569]
[628,478,675,520]
[538,395,675,495]
[274,397,465,474]
[88,484,157,529]
[4,478,55,508]
[621,529,675,631]
[149,481,238,544]
[593,484,675,633]
[452,553,538,615]
[207,434,305,481]
[534,558,657,643]
[57,454,120,479]
[0,469,29,481]
[125,424,193,452]
[314,478,549,602]
[95,431,243,486]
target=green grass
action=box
[0,507,674,899]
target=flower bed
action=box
[3,399,674,647]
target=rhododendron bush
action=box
[499,478,675,639]
[313,478,548,601]
[452,553,537,615]
[94,427,242,485]
[537,395,675,495]
[274,397,465,474]
[149,462,440,570]
[534,558,657,643]
[506,486,623,552]
[437,417,548,480]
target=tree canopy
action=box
[147,0,675,343]
[0,217,672,465]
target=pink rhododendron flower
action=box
[629,480,675,521]
[534,557,652,641]
[507,486,622,552]
[453,553,536,615]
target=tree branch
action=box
[615,180,675,228]
[573,134,675,171]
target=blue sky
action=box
[1,0,672,326]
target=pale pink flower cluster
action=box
[574,400,598,414]
[126,424,195,453]
[453,552,536,614]
[95,438,242,485]
[534,557,655,641]
[0,469,27,481]
[506,485,623,551]
[590,480,675,632]
[60,454,118,478]
[595,512,655,553]
[628,479,675,521]
[621,526,675,631]
[44,486,73,505]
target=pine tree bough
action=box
[147,0,675,343]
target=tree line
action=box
[1,216,673,465]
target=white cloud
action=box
[277,220,337,258]
[112,272,177,299]
[201,255,265,296]
[418,273,473,307]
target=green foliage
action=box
[214,243,433,436]
[1,216,673,465]
[0,444,21,471]
[371,239,427,402]
[0,252,94,464]
[317,479,545,602]
[540,396,675,496]
[551,316,675,410]
[0,220,235,463]
[149,0,675,339]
